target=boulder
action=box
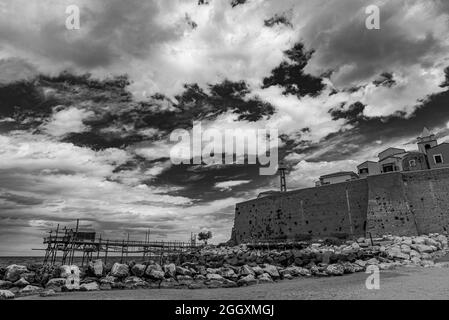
[411,244,434,254]
[257,273,273,283]
[79,282,99,291]
[205,280,225,289]
[0,280,12,289]
[59,265,80,278]
[175,266,192,276]
[147,269,165,281]
[251,266,264,276]
[325,264,344,276]
[206,273,224,281]
[100,275,117,285]
[237,274,258,286]
[262,264,280,279]
[386,247,410,260]
[45,278,64,288]
[163,263,176,278]
[160,278,177,288]
[177,275,194,286]
[21,272,36,284]
[436,235,448,248]
[124,276,148,289]
[412,236,427,245]
[20,285,42,294]
[110,263,129,278]
[4,265,28,282]
[219,268,236,279]
[88,260,105,277]
[188,282,207,289]
[131,264,146,277]
[0,289,15,300]
[239,265,255,276]
[13,278,30,288]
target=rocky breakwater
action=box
[1,233,448,299]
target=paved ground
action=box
[17,266,449,300]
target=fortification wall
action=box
[365,172,418,237]
[232,168,449,244]
[233,179,368,243]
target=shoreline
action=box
[17,266,449,300]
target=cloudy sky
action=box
[1,0,449,255]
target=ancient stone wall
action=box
[232,168,449,244]
[233,179,368,243]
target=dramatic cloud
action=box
[1,0,449,254]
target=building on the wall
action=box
[316,171,358,186]
[427,143,449,169]
[357,161,380,178]
[318,127,448,185]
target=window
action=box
[434,154,443,164]
[359,168,369,174]
[382,164,394,173]
[409,159,416,167]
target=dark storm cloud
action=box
[0,192,44,206]
[262,43,325,97]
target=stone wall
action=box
[233,179,368,243]
[232,168,449,244]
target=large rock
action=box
[21,272,36,284]
[386,247,410,260]
[325,264,345,276]
[88,260,105,277]
[411,244,434,254]
[20,285,42,294]
[237,274,258,286]
[4,265,28,282]
[280,266,311,277]
[0,280,12,289]
[219,268,237,279]
[257,273,273,283]
[163,263,176,278]
[110,263,129,278]
[147,269,165,281]
[79,282,100,291]
[131,264,146,277]
[0,289,15,300]
[14,278,30,288]
[251,265,264,276]
[60,265,80,278]
[206,273,224,281]
[239,265,255,276]
[124,276,148,289]
[177,275,194,286]
[176,266,193,276]
[46,278,67,288]
[262,264,280,279]
[100,276,117,285]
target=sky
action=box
[1,0,449,255]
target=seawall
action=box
[231,168,449,244]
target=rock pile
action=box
[1,233,448,299]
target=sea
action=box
[0,256,153,268]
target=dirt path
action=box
[17,266,449,300]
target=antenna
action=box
[279,161,287,192]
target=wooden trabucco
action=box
[41,220,198,267]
